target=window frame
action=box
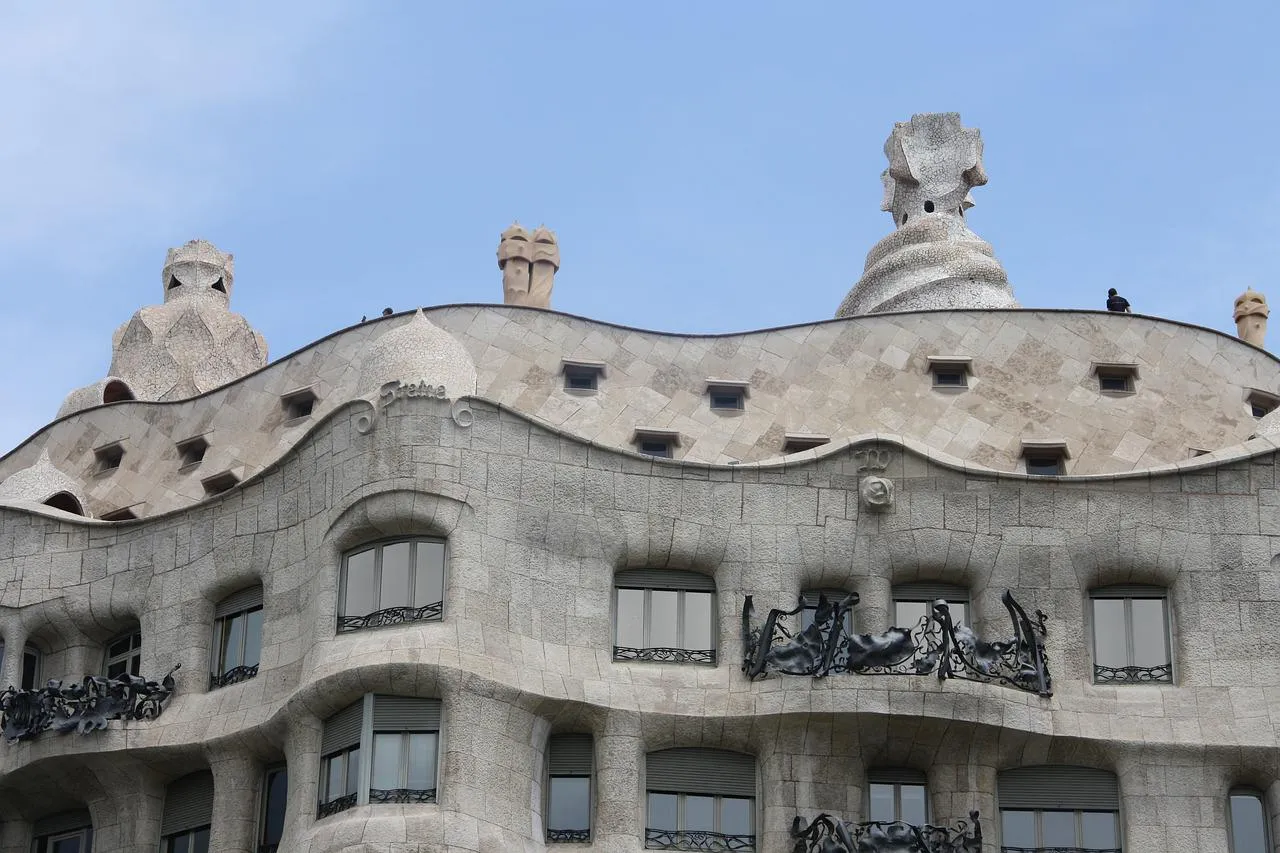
[210,590,264,690]
[257,764,288,853]
[337,537,447,633]
[546,733,594,843]
[892,583,970,630]
[866,773,930,825]
[799,588,855,635]
[998,808,1120,849]
[927,356,973,390]
[161,826,211,853]
[33,825,93,853]
[632,428,680,460]
[613,572,718,665]
[104,629,142,679]
[21,643,41,691]
[368,730,439,803]
[319,744,362,816]
[1089,586,1173,684]
[1228,787,1271,853]
[561,360,605,393]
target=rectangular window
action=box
[33,824,93,853]
[614,572,717,664]
[782,434,830,454]
[370,731,438,802]
[868,781,928,824]
[633,429,680,459]
[927,357,973,389]
[561,360,605,393]
[210,588,263,689]
[281,387,317,421]
[1091,588,1172,683]
[105,630,142,678]
[319,745,361,815]
[1000,809,1118,849]
[338,538,446,632]
[163,828,210,853]
[639,440,673,458]
[1025,455,1064,476]
[319,695,442,817]
[259,766,288,853]
[161,770,213,853]
[547,733,593,843]
[706,380,749,412]
[1098,372,1133,393]
[93,442,124,473]
[1230,789,1270,853]
[22,644,41,691]
[644,794,753,849]
[892,583,970,629]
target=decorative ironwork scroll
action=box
[1093,663,1172,684]
[1000,848,1121,853]
[645,828,755,851]
[791,811,982,853]
[317,793,357,818]
[369,787,437,804]
[743,590,1051,696]
[1,664,181,743]
[547,828,591,843]
[613,646,716,665]
[338,602,443,633]
[209,663,259,690]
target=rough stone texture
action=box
[1,399,1280,850]
[57,239,267,416]
[1235,288,1269,349]
[498,224,558,309]
[0,451,86,513]
[836,114,1018,317]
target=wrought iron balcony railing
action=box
[791,812,982,853]
[547,828,591,842]
[645,828,754,851]
[1093,663,1172,684]
[316,792,357,818]
[338,602,443,633]
[209,663,259,690]
[1001,848,1122,852]
[0,663,181,743]
[743,590,1052,696]
[369,787,437,804]
[614,646,717,665]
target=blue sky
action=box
[2,2,1278,453]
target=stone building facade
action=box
[1,114,1279,853]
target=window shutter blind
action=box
[549,734,594,775]
[160,770,214,836]
[1091,584,1167,599]
[646,748,755,798]
[800,588,855,607]
[867,768,928,785]
[214,585,264,617]
[372,695,442,730]
[33,809,92,836]
[322,700,365,754]
[615,569,715,592]
[997,766,1119,811]
[892,582,970,602]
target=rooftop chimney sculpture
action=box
[1234,288,1269,349]
[836,113,1017,317]
[498,223,559,309]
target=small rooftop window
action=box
[561,359,606,393]
[93,442,125,474]
[632,428,679,459]
[927,356,972,389]
[100,506,139,521]
[1092,362,1139,395]
[706,379,749,412]
[42,491,84,516]
[102,379,135,404]
[202,471,240,496]
[1020,440,1069,477]
[281,387,317,421]
[176,436,209,468]
[783,433,830,454]
[1246,389,1280,419]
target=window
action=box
[99,507,138,522]
[927,356,973,389]
[93,442,124,474]
[1093,362,1139,395]
[281,387,317,421]
[1247,390,1279,419]
[893,582,969,629]
[547,734,593,843]
[319,695,442,818]
[867,769,928,825]
[1229,788,1270,853]
[800,588,854,635]
[1090,585,1172,683]
[706,380,749,412]
[562,360,605,392]
[102,379,134,404]
[338,538,445,632]
[161,771,213,853]
[259,766,288,853]
[633,428,680,459]
[645,748,755,850]
[32,811,93,853]
[614,570,716,664]
[210,587,263,689]
[21,643,40,691]
[201,471,239,496]
[176,436,209,468]
[42,492,84,515]
[104,629,142,678]
[998,766,1120,852]
[782,434,830,454]
[1020,441,1069,477]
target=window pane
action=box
[167,834,190,853]
[344,549,377,617]
[1041,811,1076,846]
[191,827,210,853]
[720,797,753,836]
[221,613,245,671]
[548,776,591,830]
[1081,811,1118,848]
[108,659,128,678]
[408,732,437,790]
[1093,598,1128,668]
[1131,598,1169,667]
[949,602,967,626]
[869,783,896,821]
[108,636,133,658]
[372,733,403,789]
[262,768,288,844]
[243,608,264,668]
[683,795,715,831]
[51,838,83,853]
[900,783,927,825]
[324,755,343,800]
[1231,794,1268,853]
[346,747,361,796]
[22,649,38,690]
[648,793,678,830]
[616,588,645,648]
[414,541,445,607]
[381,542,413,608]
[649,590,679,648]
[1000,811,1035,847]
[682,592,714,651]
[894,601,928,628]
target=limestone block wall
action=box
[0,399,1279,850]
[2,307,1279,521]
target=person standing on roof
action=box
[1106,288,1131,313]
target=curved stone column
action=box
[594,712,644,851]
[209,749,261,852]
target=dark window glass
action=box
[21,645,40,691]
[211,604,262,683]
[105,630,142,678]
[932,368,967,387]
[261,766,288,848]
[1025,455,1063,476]
[1252,402,1272,418]
[1230,790,1269,853]
[1098,373,1133,392]
[320,746,360,803]
[709,391,744,410]
[638,440,673,458]
[164,827,210,853]
[564,369,598,391]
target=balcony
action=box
[791,812,982,853]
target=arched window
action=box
[210,586,263,689]
[1090,585,1172,683]
[42,491,84,515]
[1229,788,1270,853]
[645,748,755,850]
[998,766,1120,850]
[102,380,135,404]
[161,770,213,853]
[614,570,716,664]
[338,538,446,633]
[32,810,93,853]
[867,768,929,825]
[546,734,593,843]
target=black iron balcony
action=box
[1001,848,1121,852]
[338,602,443,633]
[614,646,716,665]
[0,664,180,743]
[791,812,982,853]
[1093,662,1172,684]
[316,792,357,819]
[369,787,437,804]
[645,828,754,850]
[209,663,259,690]
[547,828,591,842]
